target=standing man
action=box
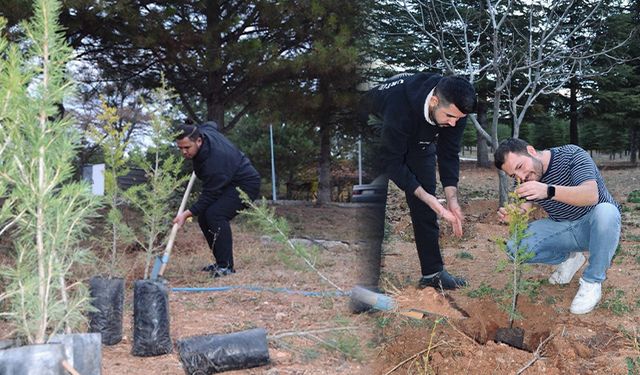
[494,138,621,314]
[173,121,261,277]
[364,72,477,290]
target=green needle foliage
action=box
[0,0,100,344]
[238,190,343,292]
[124,82,189,279]
[88,100,135,277]
[496,189,534,328]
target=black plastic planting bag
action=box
[131,279,173,357]
[177,328,270,374]
[0,343,66,375]
[88,276,124,345]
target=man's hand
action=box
[172,210,193,228]
[497,203,531,224]
[444,186,463,237]
[515,181,548,201]
[414,185,464,238]
[439,207,463,237]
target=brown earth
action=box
[0,164,639,374]
[372,165,640,375]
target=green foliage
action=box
[320,332,363,361]
[88,100,135,277]
[227,116,318,196]
[602,289,633,316]
[0,0,100,344]
[629,190,640,204]
[123,82,189,279]
[455,251,474,260]
[627,357,640,375]
[496,188,534,327]
[467,282,500,299]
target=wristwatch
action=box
[547,185,556,199]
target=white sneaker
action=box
[548,252,586,285]
[570,278,601,314]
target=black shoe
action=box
[210,266,235,278]
[418,270,467,290]
[201,264,217,272]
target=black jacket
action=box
[365,73,466,193]
[189,124,260,216]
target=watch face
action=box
[547,185,555,199]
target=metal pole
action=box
[270,124,277,201]
[357,136,362,185]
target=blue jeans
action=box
[507,203,621,283]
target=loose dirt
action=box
[372,165,640,375]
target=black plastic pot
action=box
[0,343,66,375]
[131,279,173,357]
[177,328,270,374]
[50,332,102,375]
[88,276,124,345]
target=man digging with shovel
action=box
[173,121,261,277]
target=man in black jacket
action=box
[364,72,476,290]
[173,121,261,277]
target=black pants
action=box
[404,143,443,276]
[197,181,260,269]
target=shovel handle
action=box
[158,172,197,277]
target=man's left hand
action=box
[516,181,548,201]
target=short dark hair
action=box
[494,138,530,170]
[434,76,477,114]
[175,124,200,141]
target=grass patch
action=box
[320,332,363,361]
[626,356,640,375]
[628,190,640,204]
[467,282,499,298]
[455,251,474,260]
[601,289,633,316]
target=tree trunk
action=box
[317,122,331,204]
[631,125,638,164]
[498,170,510,207]
[476,91,491,168]
[205,0,225,129]
[569,76,579,145]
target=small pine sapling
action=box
[124,83,189,279]
[496,189,534,328]
[88,101,135,277]
[237,190,343,292]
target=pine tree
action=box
[124,83,189,279]
[0,0,100,344]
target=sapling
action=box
[88,101,135,277]
[0,0,100,344]
[238,190,343,292]
[124,83,188,279]
[496,189,534,328]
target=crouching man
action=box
[494,138,621,314]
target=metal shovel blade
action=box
[150,254,168,280]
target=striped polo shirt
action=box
[535,145,619,222]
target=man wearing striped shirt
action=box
[494,138,621,314]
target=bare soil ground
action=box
[371,164,640,375]
[0,162,638,375]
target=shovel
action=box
[150,172,197,280]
